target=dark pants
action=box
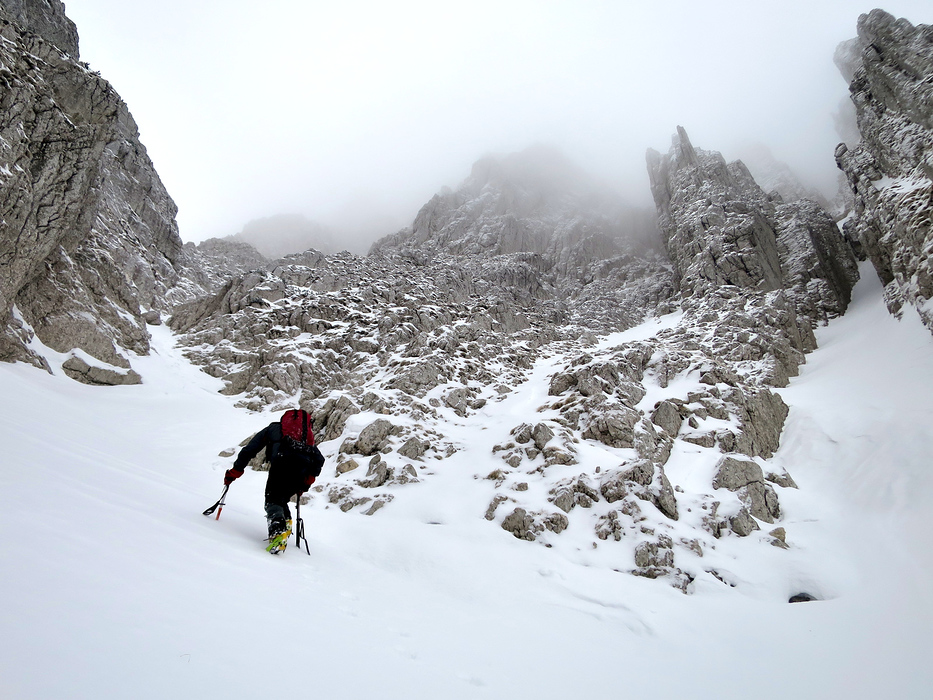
[264,502,292,536]
[264,461,302,535]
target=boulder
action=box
[600,459,678,520]
[651,400,683,437]
[634,539,675,569]
[61,356,142,386]
[713,457,764,491]
[501,508,536,541]
[355,419,397,456]
[728,508,760,537]
[581,408,639,448]
[398,437,428,460]
[532,422,555,450]
[713,456,781,522]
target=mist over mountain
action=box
[372,144,661,259]
[231,198,415,258]
[230,146,659,260]
[232,214,335,258]
[735,142,838,214]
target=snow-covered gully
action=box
[2,265,931,699]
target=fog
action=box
[65,0,931,252]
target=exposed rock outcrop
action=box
[835,9,933,334]
[372,145,661,261]
[0,1,188,379]
[1,0,77,58]
[371,146,672,331]
[646,126,859,333]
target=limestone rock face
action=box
[174,238,267,301]
[0,2,187,379]
[647,127,783,296]
[1,0,78,58]
[835,10,933,334]
[373,145,661,261]
[647,127,859,332]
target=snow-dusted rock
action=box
[650,400,683,437]
[835,10,933,335]
[341,419,398,457]
[600,459,679,521]
[728,508,760,537]
[0,2,189,377]
[713,456,781,523]
[647,127,858,330]
[501,507,536,541]
[61,356,141,386]
[1,0,77,57]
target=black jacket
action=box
[234,422,324,500]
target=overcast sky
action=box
[65,0,931,247]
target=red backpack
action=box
[279,409,323,481]
[280,409,315,451]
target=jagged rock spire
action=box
[647,126,858,336]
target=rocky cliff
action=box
[647,126,859,347]
[0,0,194,383]
[835,9,933,332]
[1,0,77,58]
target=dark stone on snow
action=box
[788,593,818,603]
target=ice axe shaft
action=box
[295,499,310,555]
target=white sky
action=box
[64,0,931,245]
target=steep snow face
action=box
[774,263,933,548]
[835,9,933,335]
[1,264,931,699]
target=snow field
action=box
[1,264,932,698]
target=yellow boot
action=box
[266,519,293,555]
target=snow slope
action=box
[1,263,931,699]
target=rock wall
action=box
[647,126,859,340]
[0,0,188,380]
[1,0,77,58]
[835,9,933,333]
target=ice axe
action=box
[202,484,229,520]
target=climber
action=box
[224,409,325,553]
